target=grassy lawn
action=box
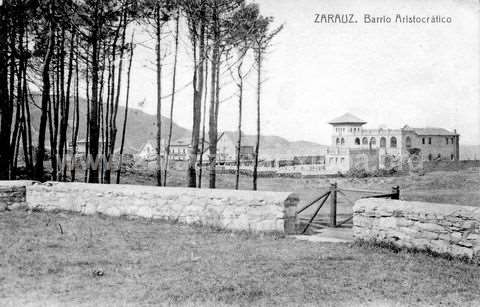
[1,210,479,306]
[121,168,480,207]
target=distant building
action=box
[169,137,191,161]
[326,113,460,172]
[293,155,325,165]
[237,145,255,161]
[68,139,107,155]
[136,140,156,161]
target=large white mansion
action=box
[325,113,460,172]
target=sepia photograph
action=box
[0,0,479,306]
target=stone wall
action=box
[423,160,480,172]
[353,198,480,260]
[26,182,298,234]
[0,181,37,211]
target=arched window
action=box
[380,137,386,148]
[370,137,376,146]
[390,137,397,148]
[336,138,340,146]
[341,138,345,145]
[406,136,412,148]
[362,137,368,145]
[451,154,454,160]
[355,138,361,145]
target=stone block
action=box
[448,245,473,258]
[429,240,449,254]
[414,222,446,233]
[378,217,398,229]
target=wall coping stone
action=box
[354,199,480,218]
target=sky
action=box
[126,0,480,145]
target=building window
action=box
[446,137,449,145]
[390,137,397,148]
[341,138,345,145]
[341,157,345,164]
[422,138,425,144]
[428,137,432,145]
[428,153,433,161]
[406,136,411,148]
[370,137,376,146]
[451,137,454,144]
[380,137,386,148]
[355,138,360,145]
[336,138,340,146]
[335,158,338,164]
[362,137,368,145]
[451,154,454,160]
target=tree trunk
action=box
[71,40,80,182]
[59,31,74,181]
[155,4,163,186]
[235,61,244,190]
[117,34,135,184]
[84,49,90,182]
[253,50,262,191]
[88,21,100,183]
[106,11,126,184]
[208,5,223,189]
[34,9,55,182]
[0,5,12,179]
[208,52,218,189]
[163,11,180,186]
[198,55,208,188]
[187,9,205,188]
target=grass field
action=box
[122,168,480,206]
[1,210,480,306]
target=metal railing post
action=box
[330,182,337,226]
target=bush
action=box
[345,168,369,178]
[345,167,400,178]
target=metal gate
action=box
[297,183,400,234]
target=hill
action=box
[27,94,328,157]
[29,94,191,152]
[221,132,328,159]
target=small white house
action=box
[136,140,157,161]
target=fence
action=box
[297,183,400,234]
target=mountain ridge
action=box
[27,94,328,156]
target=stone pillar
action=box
[284,193,299,235]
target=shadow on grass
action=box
[354,239,480,266]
